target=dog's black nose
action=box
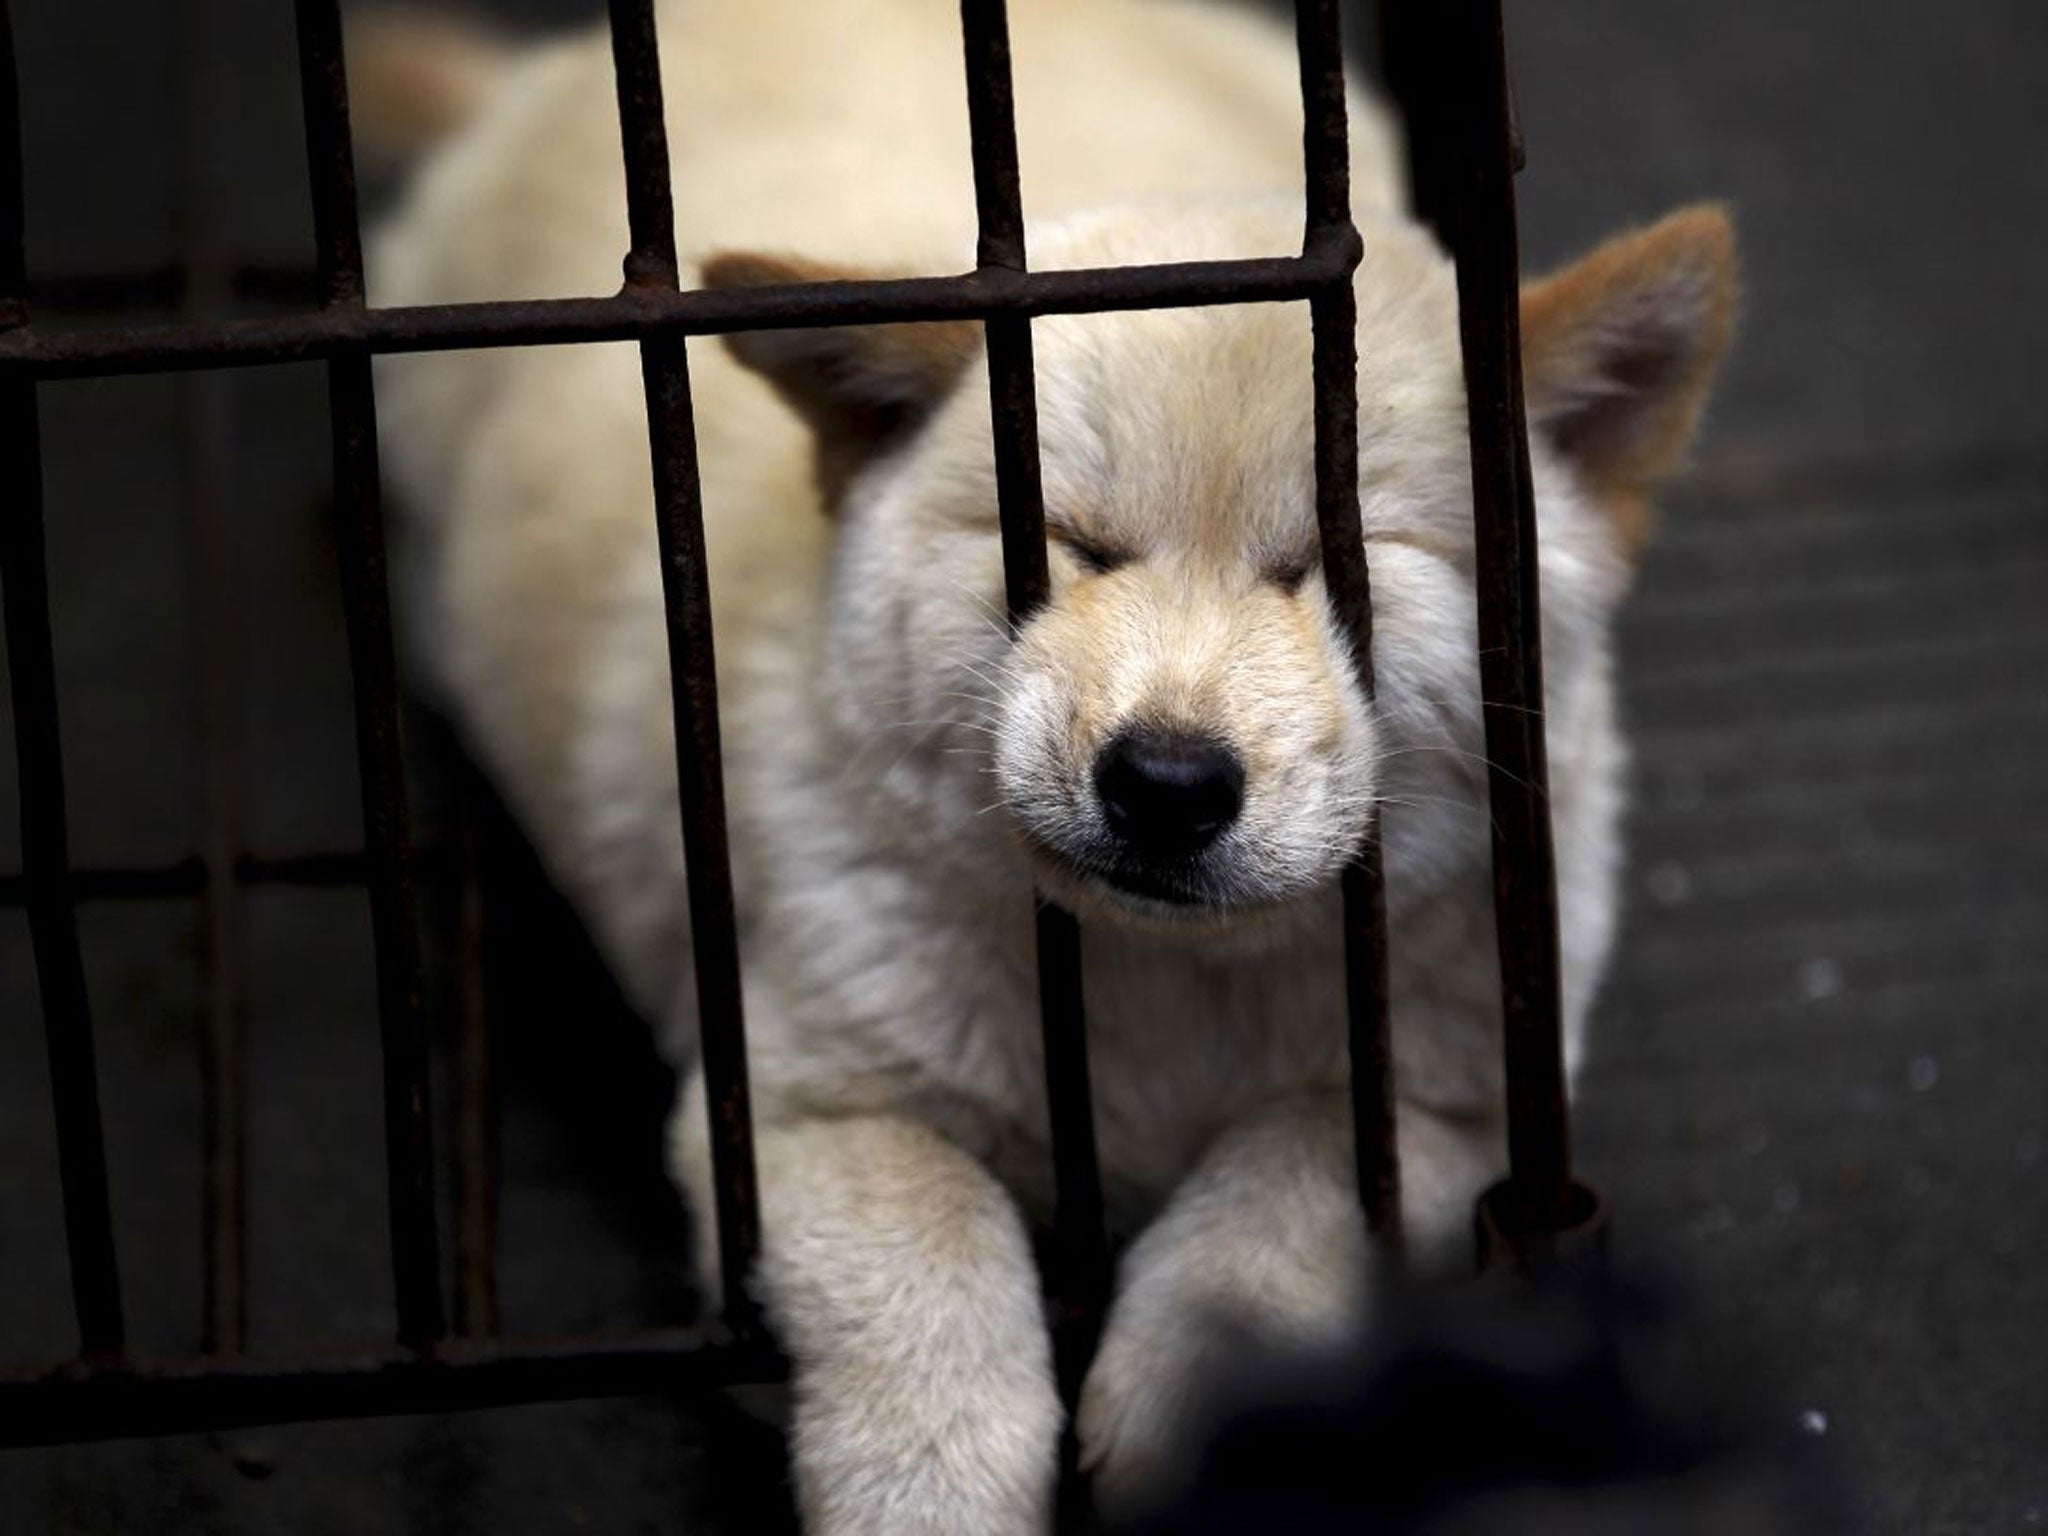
[1094,728,1245,860]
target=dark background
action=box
[3,1,2044,1531]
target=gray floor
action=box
[3,2,2044,1532]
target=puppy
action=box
[361,1,1736,1530]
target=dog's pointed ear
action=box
[701,252,983,508]
[1520,205,1737,553]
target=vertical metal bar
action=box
[605,0,763,1340]
[0,0,127,1360]
[958,0,1110,1409]
[178,0,248,1358]
[1419,0,1579,1248]
[959,0,1026,275]
[292,0,445,1346]
[1296,0,1402,1255]
[452,787,500,1338]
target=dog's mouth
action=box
[1079,856,1209,909]
[1014,828,1295,928]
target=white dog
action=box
[360,1,1735,1529]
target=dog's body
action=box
[367,1,1733,1528]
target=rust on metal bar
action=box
[0,845,466,907]
[0,1330,786,1448]
[186,269,247,1364]
[178,0,249,1359]
[1394,0,1598,1257]
[958,0,1108,1413]
[606,0,763,1340]
[0,248,1352,381]
[293,0,364,309]
[0,0,1607,1446]
[0,0,127,1360]
[235,845,454,887]
[606,0,680,289]
[958,0,1027,272]
[1295,0,1402,1253]
[0,0,19,333]
[1294,0,1355,241]
[0,862,211,905]
[452,794,502,1339]
[293,0,445,1347]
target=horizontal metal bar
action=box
[0,242,1360,381]
[0,846,462,906]
[0,1330,786,1448]
[0,860,204,905]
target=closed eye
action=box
[1057,534,1131,576]
[1267,554,1316,592]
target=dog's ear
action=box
[701,252,982,508]
[1520,205,1737,554]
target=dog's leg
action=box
[1075,1092,1499,1508]
[671,1093,1061,1536]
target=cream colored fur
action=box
[364,1,1735,1529]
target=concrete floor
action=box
[2,1,2044,1532]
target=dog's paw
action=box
[1075,1292,1212,1514]
[796,1352,1061,1536]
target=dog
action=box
[358,1,1736,1529]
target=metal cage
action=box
[0,0,1599,1473]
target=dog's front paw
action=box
[797,1355,1060,1536]
[1076,1289,1215,1513]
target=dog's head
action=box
[707,200,1734,933]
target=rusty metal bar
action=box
[605,0,763,1340]
[0,0,19,336]
[293,0,445,1346]
[958,0,1110,1414]
[1296,0,1355,241]
[1393,0,1593,1258]
[607,0,679,288]
[0,248,1351,381]
[0,0,1608,1454]
[1295,0,1400,1252]
[451,791,501,1338]
[0,845,465,906]
[0,1329,785,1448]
[0,862,211,904]
[960,0,1027,273]
[177,0,249,1359]
[0,0,127,1361]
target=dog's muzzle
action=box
[1083,726,1244,904]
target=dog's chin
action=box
[1015,831,1322,941]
